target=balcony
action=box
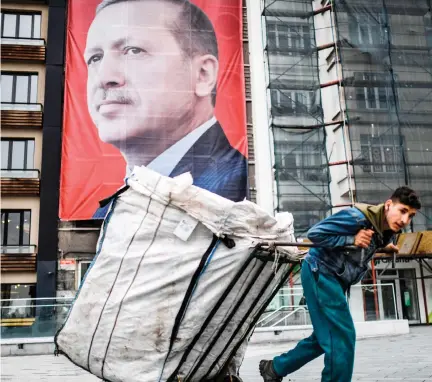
[1,103,43,129]
[1,169,40,196]
[1,38,46,62]
[0,245,37,272]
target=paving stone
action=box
[1,327,431,381]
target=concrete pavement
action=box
[1,327,431,381]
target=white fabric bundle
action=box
[56,166,297,381]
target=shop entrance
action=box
[377,269,421,324]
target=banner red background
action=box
[59,0,247,220]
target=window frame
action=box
[267,22,311,54]
[271,89,315,116]
[355,72,397,111]
[1,138,35,171]
[77,261,92,288]
[360,134,402,174]
[1,209,32,246]
[1,72,39,104]
[349,13,386,46]
[363,73,391,110]
[1,10,42,39]
[275,141,325,181]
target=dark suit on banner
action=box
[93,121,248,219]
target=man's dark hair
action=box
[390,186,421,210]
[96,0,219,105]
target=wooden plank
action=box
[396,232,422,255]
[1,110,43,128]
[1,44,46,62]
[1,178,40,196]
[415,231,432,256]
[0,252,36,271]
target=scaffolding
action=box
[334,0,432,232]
[263,0,432,235]
[263,0,331,237]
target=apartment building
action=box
[248,0,432,324]
[1,0,65,303]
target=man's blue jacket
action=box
[304,205,395,287]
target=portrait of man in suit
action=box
[84,0,248,217]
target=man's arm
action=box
[307,209,366,248]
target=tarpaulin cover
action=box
[55,166,297,382]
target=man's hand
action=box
[382,243,399,253]
[354,229,374,248]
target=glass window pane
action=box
[23,211,30,245]
[80,262,91,283]
[3,14,17,38]
[18,15,32,38]
[26,140,35,169]
[1,212,6,245]
[384,147,395,172]
[6,212,21,245]
[30,75,38,103]
[33,15,41,38]
[15,76,29,103]
[11,141,25,169]
[1,75,14,103]
[1,141,10,169]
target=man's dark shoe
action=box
[259,360,282,382]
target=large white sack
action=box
[55,166,298,382]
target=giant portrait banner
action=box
[60,0,247,220]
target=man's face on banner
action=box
[84,1,197,145]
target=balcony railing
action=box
[1,170,40,196]
[1,103,42,112]
[1,245,37,255]
[1,169,40,179]
[1,103,43,128]
[1,245,37,272]
[1,38,46,61]
[1,297,73,339]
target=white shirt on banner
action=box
[126,116,217,177]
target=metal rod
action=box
[370,260,380,320]
[419,259,429,324]
[214,265,296,379]
[257,242,358,251]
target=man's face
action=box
[85,0,196,146]
[385,201,417,232]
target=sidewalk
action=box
[1,327,431,381]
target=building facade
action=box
[1,0,65,302]
[249,0,432,324]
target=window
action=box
[275,142,325,181]
[1,139,35,171]
[1,11,41,39]
[1,284,36,319]
[1,210,31,246]
[425,14,432,49]
[78,261,92,286]
[356,73,396,110]
[423,207,432,230]
[360,134,402,173]
[267,23,311,54]
[349,13,386,46]
[271,89,319,116]
[1,72,38,103]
